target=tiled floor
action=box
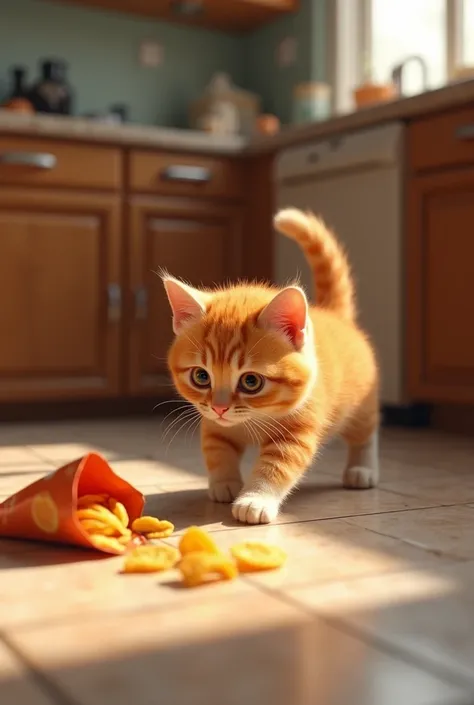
[0,419,474,705]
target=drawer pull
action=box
[455,124,474,140]
[107,284,122,322]
[0,152,57,169]
[134,287,148,321]
[161,165,211,183]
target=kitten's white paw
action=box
[208,480,242,503]
[343,465,378,489]
[232,493,279,524]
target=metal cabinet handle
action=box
[161,165,211,183]
[134,287,148,321]
[455,124,474,140]
[107,284,122,322]
[0,152,57,169]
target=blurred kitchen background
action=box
[2,0,472,128]
[0,0,473,433]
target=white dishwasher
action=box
[274,122,404,405]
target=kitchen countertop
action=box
[1,79,474,156]
[250,78,474,153]
[0,111,247,155]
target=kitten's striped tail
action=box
[274,208,356,322]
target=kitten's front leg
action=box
[201,421,245,503]
[232,431,318,524]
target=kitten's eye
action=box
[238,372,264,394]
[190,367,211,388]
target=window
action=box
[462,0,474,64]
[330,0,473,114]
[371,0,446,94]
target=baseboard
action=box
[5,398,468,435]
[381,403,432,428]
[0,397,161,424]
[431,404,474,436]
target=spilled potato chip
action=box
[131,516,171,534]
[76,505,127,536]
[76,495,174,554]
[146,527,174,540]
[178,551,238,588]
[77,494,109,508]
[230,542,287,573]
[90,534,126,554]
[179,526,220,556]
[123,544,180,573]
[108,498,129,528]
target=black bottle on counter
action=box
[29,59,73,115]
[7,66,29,99]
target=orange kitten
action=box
[163,208,379,524]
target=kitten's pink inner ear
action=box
[163,278,206,334]
[258,287,308,349]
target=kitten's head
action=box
[163,276,316,427]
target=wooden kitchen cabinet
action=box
[127,197,242,395]
[407,168,474,403]
[61,0,298,32]
[0,188,122,401]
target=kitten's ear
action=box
[162,277,207,334]
[258,286,308,350]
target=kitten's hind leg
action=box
[341,401,380,489]
[342,429,379,489]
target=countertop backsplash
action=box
[0,0,244,127]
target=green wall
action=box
[0,0,326,127]
[243,0,327,124]
[0,0,244,126]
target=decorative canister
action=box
[190,73,260,137]
[292,82,331,124]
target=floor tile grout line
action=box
[241,549,465,597]
[243,579,474,695]
[323,613,474,694]
[372,485,474,507]
[338,521,473,563]
[0,631,81,705]
[0,576,270,635]
[170,501,455,535]
[24,446,59,466]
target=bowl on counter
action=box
[353,82,398,108]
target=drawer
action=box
[0,137,122,190]
[408,104,474,171]
[129,151,244,199]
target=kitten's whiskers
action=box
[161,408,198,444]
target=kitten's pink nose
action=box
[212,405,229,418]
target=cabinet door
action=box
[0,189,122,401]
[128,197,242,395]
[407,169,474,402]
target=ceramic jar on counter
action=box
[292,82,331,124]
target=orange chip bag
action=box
[0,453,144,555]
[230,542,287,573]
[178,551,237,588]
